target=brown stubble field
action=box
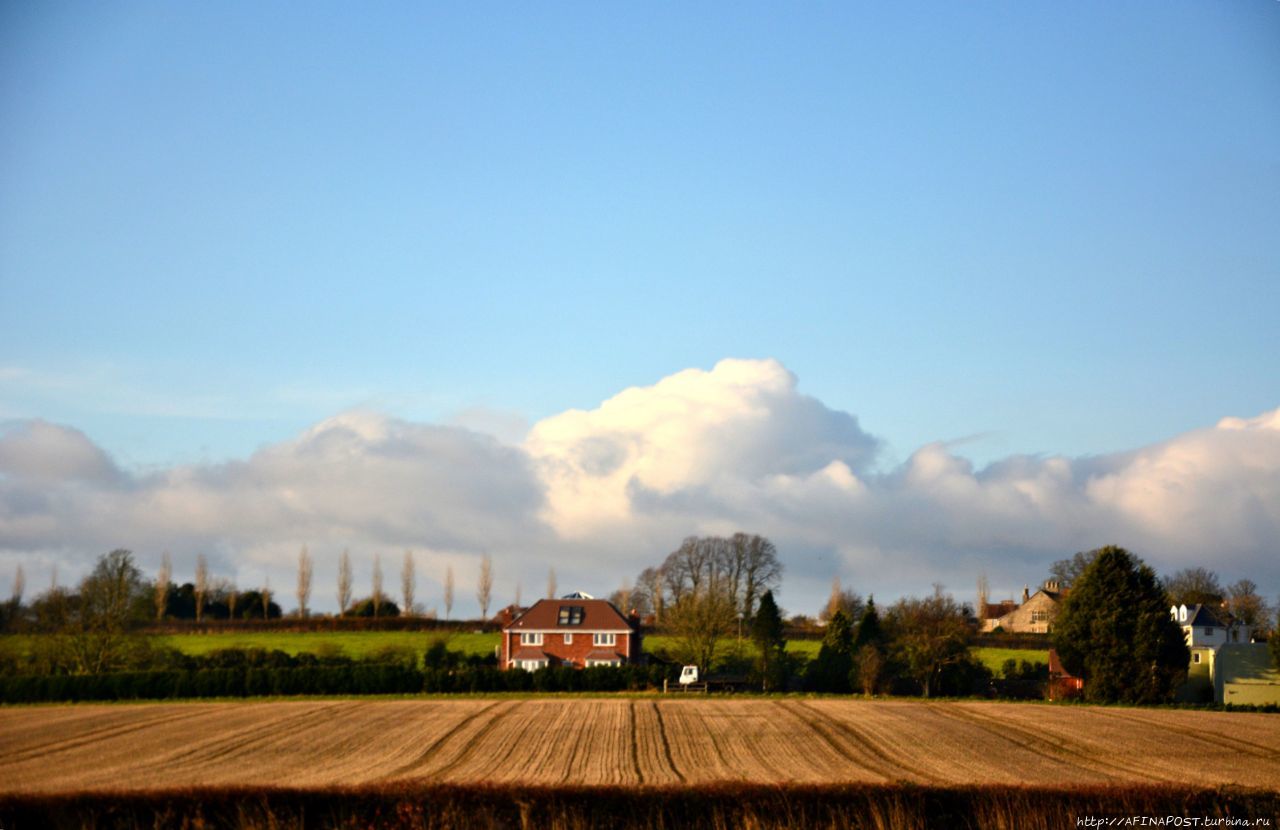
[2,698,1279,794]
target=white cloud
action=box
[1,360,1278,613]
[526,358,879,536]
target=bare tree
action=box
[1165,567,1225,606]
[401,550,415,617]
[857,644,883,696]
[732,533,781,620]
[444,564,454,620]
[372,553,383,619]
[227,583,239,620]
[1049,550,1099,589]
[50,562,58,591]
[1226,579,1271,627]
[62,550,150,674]
[155,552,171,621]
[634,566,663,621]
[261,578,272,620]
[820,582,864,624]
[194,554,209,623]
[11,564,25,607]
[337,549,353,616]
[612,578,632,613]
[547,568,557,600]
[477,554,493,620]
[667,578,736,672]
[296,545,313,618]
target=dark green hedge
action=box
[0,663,672,703]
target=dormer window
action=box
[558,606,585,626]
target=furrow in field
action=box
[658,701,740,783]
[805,700,937,781]
[4,698,1278,793]
[1090,708,1280,763]
[902,702,1104,785]
[639,700,683,785]
[486,699,574,784]
[594,701,635,786]
[0,705,210,766]
[940,703,1168,783]
[381,700,505,780]
[629,701,645,786]
[420,700,523,781]
[737,699,842,783]
[649,701,687,784]
[777,700,912,782]
[0,702,339,792]
[1014,704,1280,788]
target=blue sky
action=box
[1,3,1278,610]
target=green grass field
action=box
[972,647,1049,673]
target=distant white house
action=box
[1170,603,1251,649]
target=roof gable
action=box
[1184,604,1228,628]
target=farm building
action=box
[1046,649,1083,701]
[980,580,1067,634]
[1177,642,1280,705]
[499,593,641,671]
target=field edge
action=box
[2,782,1275,830]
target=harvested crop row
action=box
[2,699,1278,794]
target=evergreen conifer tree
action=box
[1053,546,1190,703]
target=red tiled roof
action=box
[510,647,550,660]
[983,601,1018,619]
[585,649,623,660]
[506,598,635,632]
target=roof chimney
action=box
[1022,585,1030,603]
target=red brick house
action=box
[500,593,641,671]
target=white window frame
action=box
[520,632,543,646]
[516,659,548,671]
[593,632,617,647]
[564,633,573,644]
[586,659,620,667]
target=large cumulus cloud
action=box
[2,360,1278,613]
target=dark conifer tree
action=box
[1053,546,1190,703]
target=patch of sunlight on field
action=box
[973,647,1049,673]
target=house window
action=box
[1204,628,1214,637]
[520,632,543,646]
[593,633,616,647]
[517,659,547,671]
[1193,652,1201,664]
[564,633,573,645]
[558,606,585,625]
[1031,610,1048,623]
[587,659,620,667]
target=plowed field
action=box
[2,699,1277,793]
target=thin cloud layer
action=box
[2,361,1278,612]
